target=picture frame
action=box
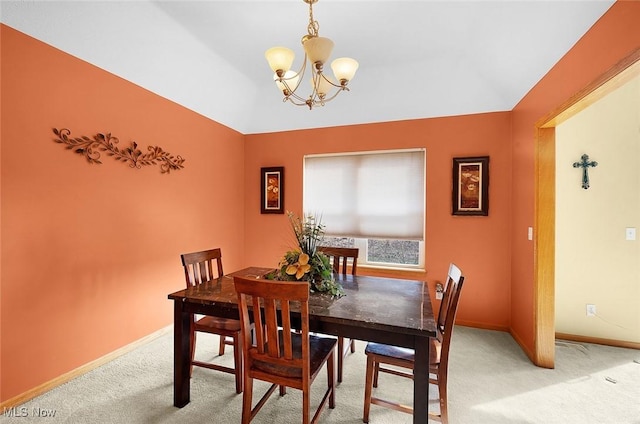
[260,166,285,214]
[452,156,489,216]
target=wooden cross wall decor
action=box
[572,154,598,189]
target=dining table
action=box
[168,266,437,424]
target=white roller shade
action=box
[304,149,425,240]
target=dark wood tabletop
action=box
[168,266,436,423]
[168,266,436,339]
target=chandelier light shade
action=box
[302,36,334,65]
[265,47,295,74]
[331,57,359,82]
[274,71,300,93]
[265,0,359,109]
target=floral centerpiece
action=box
[265,212,345,298]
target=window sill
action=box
[357,264,427,280]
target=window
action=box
[304,149,425,269]
[321,237,424,269]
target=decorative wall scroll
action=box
[261,167,285,214]
[52,128,185,174]
[452,156,489,216]
[572,154,598,189]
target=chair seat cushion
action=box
[252,331,337,378]
[195,315,241,332]
[365,342,415,362]
[365,339,441,366]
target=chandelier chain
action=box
[307,0,319,37]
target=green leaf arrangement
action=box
[265,212,345,298]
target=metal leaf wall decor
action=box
[52,128,185,174]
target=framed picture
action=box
[452,156,489,216]
[260,167,284,214]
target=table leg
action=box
[413,336,430,424]
[173,300,191,407]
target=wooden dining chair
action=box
[234,276,337,424]
[317,246,358,383]
[180,248,243,394]
[362,263,465,423]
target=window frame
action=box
[304,148,426,271]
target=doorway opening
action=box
[533,49,640,368]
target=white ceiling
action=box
[1,0,615,134]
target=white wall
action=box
[556,75,640,343]
[0,1,259,133]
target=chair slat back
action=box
[317,246,359,275]
[441,266,464,341]
[436,263,463,334]
[180,248,224,287]
[437,263,465,385]
[234,277,311,377]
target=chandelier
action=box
[264,0,359,110]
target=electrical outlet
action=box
[626,227,636,241]
[586,304,596,317]
[435,282,444,300]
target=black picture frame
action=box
[260,167,285,214]
[452,156,489,216]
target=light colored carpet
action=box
[2,326,640,423]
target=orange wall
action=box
[244,113,513,331]
[509,0,640,357]
[0,25,246,401]
[3,0,639,405]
